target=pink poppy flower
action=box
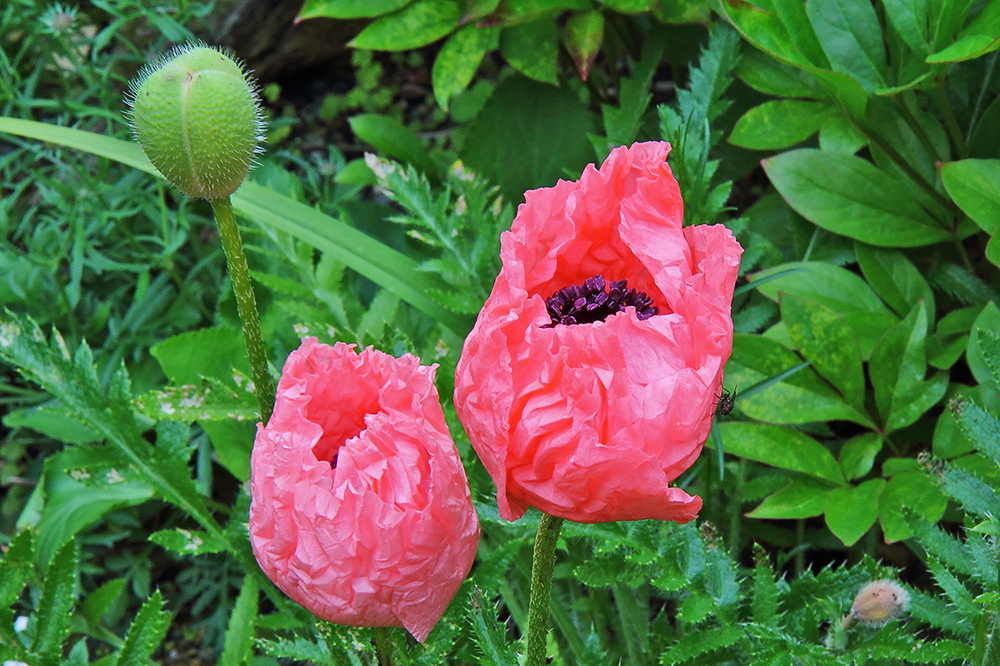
[249,339,479,642]
[455,141,742,524]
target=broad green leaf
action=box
[869,302,947,432]
[839,432,882,480]
[432,24,499,108]
[855,245,935,318]
[726,334,872,426]
[149,528,227,556]
[33,539,78,664]
[0,118,471,335]
[879,471,947,542]
[715,422,846,484]
[928,306,980,370]
[824,478,885,546]
[719,0,816,67]
[460,77,595,204]
[220,579,259,666]
[883,0,932,53]
[806,0,888,91]
[762,149,949,247]
[940,159,1000,234]
[113,590,171,666]
[596,0,656,11]
[349,0,461,50]
[780,293,865,411]
[737,50,828,98]
[749,261,896,358]
[564,10,603,81]
[967,302,1000,384]
[818,113,867,154]
[298,0,412,19]
[926,0,1000,63]
[748,476,832,519]
[349,113,434,174]
[729,100,834,150]
[36,446,155,566]
[499,18,559,84]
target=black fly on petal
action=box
[544,274,658,327]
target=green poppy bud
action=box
[127,45,264,199]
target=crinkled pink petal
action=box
[250,339,480,642]
[455,141,742,524]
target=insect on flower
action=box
[716,385,736,416]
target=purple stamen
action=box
[543,274,658,327]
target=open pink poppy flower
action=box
[249,339,479,642]
[455,141,742,524]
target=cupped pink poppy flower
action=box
[455,141,742,524]
[249,338,479,642]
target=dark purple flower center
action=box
[544,274,658,327]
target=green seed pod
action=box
[127,45,264,199]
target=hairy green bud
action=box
[127,45,264,199]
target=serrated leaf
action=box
[149,528,227,556]
[940,465,1000,519]
[32,539,78,664]
[0,529,34,634]
[951,399,1000,466]
[910,518,976,577]
[927,556,979,617]
[134,382,257,423]
[81,578,126,627]
[660,623,743,664]
[751,544,779,625]
[350,0,461,50]
[468,586,519,666]
[219,579,258,666]
[113,590,171,666]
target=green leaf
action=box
[715,422,845,484]
[839,432,882,480]
[661,622,743,664]
[134,381,257,423]
[0,118,471,335]
[751,544,779,625]
[780,293,865,411]
[908,518,975,577]
[926,0,1000,63]
[855,245,936,318]
[879,471,947,542]
[737,50,828,98]
[806,0,888,91]
[940,465,1000,520]
[595,39,662,155]
[940,159,1000,233]
[499,18,559,84]
[869,302,947,432]
[349,113,434,174]
[823,478,885,546]
[748,476,832,519]
[926,556,978,617]
[81,578,126,627]
[0,529,34,635]
[3,402,99,443]
[468,586,520,666]
[349,0,461,50]
[762,149,949,247]
[749,261,897,358]
[149,528,227,556]
[818,113,867,154]
[459,77,595,204]
[951,399,1000,466]
[966,302,1000,384]
[564,10,603,81]
[36,445,155,566]
[729,100,834,150]
[32,539,78,665]
[298,0,412,19]
[113,590,171,666]
[219,579,258,666]
[432,24,499,108]
[727,334,871,425]
[883,0,932,53]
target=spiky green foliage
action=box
[113,590,171,666]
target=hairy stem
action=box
[373,627,396,666]
[525,513,565,666]
[210,196,276,424]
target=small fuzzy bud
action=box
[127,45,264,199]
[847,580,910,628]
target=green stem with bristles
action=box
[210,196,275,424]
[525,513,564,666]
[372,627,396,666]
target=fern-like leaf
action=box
[113,590,171,666]
[31,539,78,665]
[468,586,519,666]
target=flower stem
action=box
[209,196,275,424]
[372,627,396,666]
[525,513,564,666]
